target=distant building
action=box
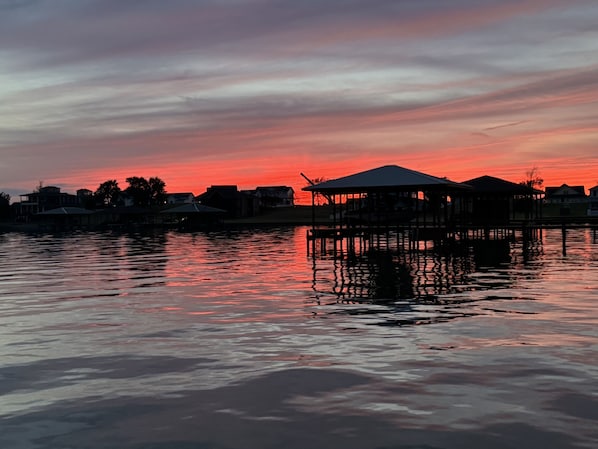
[544,184,586,204]
[166,192,195,205]
[15,186,80,219]
[253,186,295,208]
[588,185,598,216]
[77,188,93,199]
[196,185,259,218]
[119,192,135,208]
[77,189,94,208]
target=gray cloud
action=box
[1,0,597,193]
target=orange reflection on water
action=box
[160,227,314,323]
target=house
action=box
[118,192,135,207]
[544,184,586,204]
[166,192,195,205]
[588,185,598,216]
[77,188,94,208]
[252,186,295,208]
[77,188,93,199]
[15,186,81,220]
[196,185,259,218]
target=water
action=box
[0,227,596,449]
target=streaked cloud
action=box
[1,0,597,199]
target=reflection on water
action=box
[0,227,596,449]
[310,237,549,327]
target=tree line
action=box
[91,176,167,208]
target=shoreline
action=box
[0,206,335,233]
[222,205,333,226]
[2,205,597,233]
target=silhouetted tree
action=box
[521,166,543,190]
[0,192,10,219]
[148,176,167,205]
[518,167,543,220]
[125,176,151,206]
[125,176,166,206]
[94,180,121,207]
[303,176,331,206]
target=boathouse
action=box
[33,206,94,230]
[303,165,472,253]
[196,185,259,219]
[302,165,551,256]
[459,175,542,225]
[160,203,225,229]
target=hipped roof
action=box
[37,207,93,215]
[303,165,469,193]
[462,175,539,195]
[161,203,226,214]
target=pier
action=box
[307,220,598,257]
[303,165,595,258]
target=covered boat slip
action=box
[303,165,543,255]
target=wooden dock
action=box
[307,218,598,256]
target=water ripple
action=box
[0,227,596,448]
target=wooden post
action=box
[561,223,567,256]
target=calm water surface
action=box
[0,227,597,448]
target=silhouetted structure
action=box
[166,192,195,205]
[196,185,258,218]
[303,165,471,253]
[0,194,10,219]
[33,206,94,230]
[303,165,553,258]
[253,186,295,208]
[545,184,586,203]
[160,203,225,229]
[588,186,598,216]
[94,206,155,229]
[459,175,541,226]
[15,186,81,221]
[544,184,587,217]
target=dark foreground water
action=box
[0,227,596,449]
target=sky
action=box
[1,0,597,204]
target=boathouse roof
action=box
[462,175,538,195]
[302,165,469,193]
[161,203,226,214]
[36,206,93,215]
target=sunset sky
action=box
[1,0,597,203]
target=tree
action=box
[125,176,151,206]
[148,176,167,205]
[521,166,543,190]
[94,180,121,207]
[124,176,167,206]
[301,174,332,206]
